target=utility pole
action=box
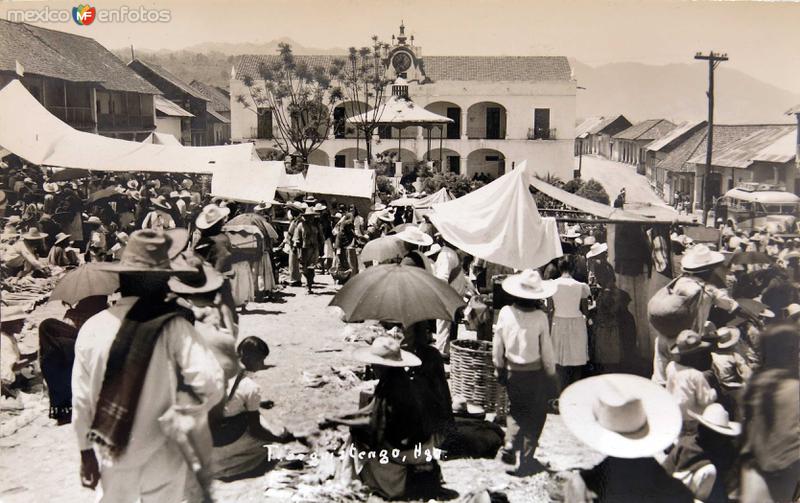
[694,51,728,225]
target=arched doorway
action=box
[425,148,461,174]
[425,102,461,140]
[467,149,506,180]
[467,102,507,140]
[332,101,372,139]
[307,149,330,166]
[334,148,368,168]
[379,148,417,176]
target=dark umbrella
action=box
[50,263,119,306]
[87,187,123,204]
[227,213,279,240]
[728,251,772,266]
[359,235,406,264]
[329,264,465,327]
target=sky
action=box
[2,0,799,93]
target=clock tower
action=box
[384,22,427,83]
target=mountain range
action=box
[119,38,799,125]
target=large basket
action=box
[450,339,507,420]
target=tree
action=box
[562,178,584,194]
[576,178,610,205]
[329,39,392,164]
[237,43,340,171]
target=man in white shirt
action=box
[72,230,224,502]
[431,241,471,356]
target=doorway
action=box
[486,107,501,139]
[446,107,460,139]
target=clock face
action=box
[392,52,412,73]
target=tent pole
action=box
[426,127,431,162]
[439,126,443,171]
[398,126,402,176]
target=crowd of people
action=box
[1,157,798,502]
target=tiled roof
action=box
[0,20,159,94]
[129,59,209,101]
[575,117,605,139]
[190,80,230,112]
[236,54,573,82]
[686,125,795,169]
[588,115,632,135]
[206,108,230,124]
[657,124,783,173]
[646,120,707,152]
[613,119,676,141]
[155,95,193,117]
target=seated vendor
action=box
[3,227,50,277]
[207,335,292,480]
[342,336,454,500]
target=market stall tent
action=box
[210,161,285,203]
[0,80,256,174]
[430,161,563,270]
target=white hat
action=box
[377,210,395,223]
[351,336,421,368]
[502,270,557,300]
[254,201,272,212]
[586,242,609,259]
[715,327,740,349]
[681,244,725,272]
[43,182,59,193]
[688,403,741,437]
[560,374,682,458]
[785,303,800,320]
[396,227,434,247]
[424,244,442,257]
[562,225,581,239]
[582,235,597,246]
[195,204,231,230]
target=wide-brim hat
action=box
[179,190,192,200]
[254,201,272,212]
[425,244,442,257]
[561,225,582,239]
[396,227,433,247]
[151,196,172,211]
[43,182,58,193]
[737,298,774,319]
[181,178,193,190]
[168,261,224,294]
[303,207,319,216]
[195,204,230,230]
[313,203,327,213]
[165,228,190,259]
[127,190,141,201]
[1,304,28,323]
[784,303,800,319]
[688,403,741,436]
[372,202,387,212]
[560,373,682,458]
[377,211,395,223]
[502,269,557,300]
[21,227,47,240]
[127,179,139,190]
[586,242,609,259]
[94,229,196,275]
[351,336,421,368]
[670,329,711,356]
[86,216,102,226]
[53,232,71,246]
[682,244,725,271]
[716,327,740,349]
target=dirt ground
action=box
[0,274,604,502]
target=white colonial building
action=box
[230,24,576,180]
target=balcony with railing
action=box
[527,127,557,140]
[47,106,94,129]
[98,113,155,131]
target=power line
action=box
[694,51,728,224]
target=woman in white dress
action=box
[550,255,591,389]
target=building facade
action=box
[230,24,577,180]
[0,20,159,141]
[612,119,676,171]
[574,115,632,159]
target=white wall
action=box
[155,116,183,143]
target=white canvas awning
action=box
[0,80,255,174]
[304,164,375,199]
[430,161,563,270]
[210,161,285,203]
[142,132,182,145]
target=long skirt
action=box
[551,315,589,366]
[323,238,334,260]
[254,253,275,293]
[229,260,255,306]
[210,431,267,479]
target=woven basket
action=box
[450,339,507,420]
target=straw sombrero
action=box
[195,204,230,230]
[688,403,741,437]
[715,327,740,349]
[586,242,608,259]
[561,225,581,239]
[95,230,195,275]
[21,227,48,240]
[670,329,711,356]
[502,270,557,300]
[396,227,433,247]
[560,373,682,458]
[151,195,172,211]
[352,336,421,368]
[681,244,725,272]
[53,232,71,246]
[168,261,224,294]
[254,201,272,212]
[43,182,59,194]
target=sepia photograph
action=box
[0,0,798,501]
